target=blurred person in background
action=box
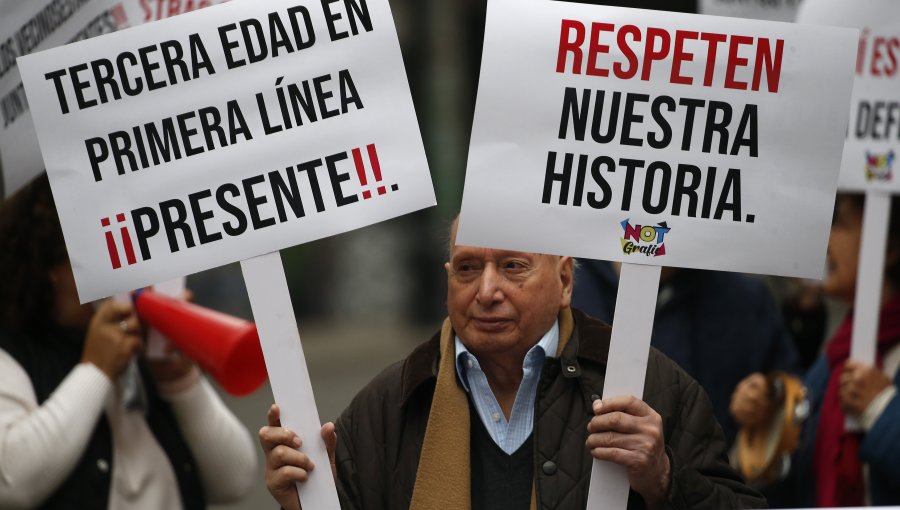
[573,262,798,447]
[0,174,257,509]
[779,278,832,373]
[730,193,900,507]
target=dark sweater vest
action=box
[470,405,534,510]
[0,324,205,510]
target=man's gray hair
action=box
[444,215,582,277]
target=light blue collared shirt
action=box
[455,321,559,454]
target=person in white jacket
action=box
[0,174,258,509]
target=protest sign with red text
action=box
[17,0,434,303]
[459,1,855,280]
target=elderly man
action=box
[260,221,765,509]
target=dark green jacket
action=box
[334,309,766,509]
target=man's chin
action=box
[461,329,519,352]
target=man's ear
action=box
[559,256,574,308]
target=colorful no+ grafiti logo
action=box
[620,218,670,257]
[865,150,894,182]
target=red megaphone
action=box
[134,290,267,396]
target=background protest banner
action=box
[18,0,434,507]
[124,0,225,24]
[18,0,434,303]
[0,0,227,198]
[837,21,900,195]
[1,0,119,197]
[797,1,900,429]
[458,0,856,507]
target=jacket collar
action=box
[399,308,612,407]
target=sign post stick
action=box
[586,263,661,509]
[850,190,892,364]
[241,251,340,510]
[846,190,892,429]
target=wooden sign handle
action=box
[846,189,892,431]
[850,190,892,364]
[241,252,341,509]
[586,263,661,509]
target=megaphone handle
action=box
[110,293,147,411]
[145,277,186,359]
[241,252,341,510]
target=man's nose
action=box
[476,264,504,304]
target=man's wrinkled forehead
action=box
[450,244,544,263]
[447,216,559,263]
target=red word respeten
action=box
[556,19,784,93]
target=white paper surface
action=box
[700,0,800,22]
[458,0,856,279]
[587,263,661,510]
[241,252,339,510]
[0,0,228,198]
[18,0,435,303]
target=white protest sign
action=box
[796,0,900,172]
[18,0,434,303]
[19,1,434,508]
[459,1,856,507]
[459,2,855,280]
[833,22,900,194]
[700,0,800,22]
[0,0,227,198]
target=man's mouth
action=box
[472,317,512,331]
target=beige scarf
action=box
[409,309,574,510]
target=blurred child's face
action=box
[823,197,863,302]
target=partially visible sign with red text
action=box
[458,0,856,278]
[797,0,900,192]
